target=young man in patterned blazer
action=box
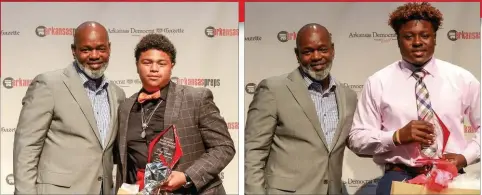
[114,34,235,195]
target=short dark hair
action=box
[388,2,444,35]
[134,33,176,64]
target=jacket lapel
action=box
[163,82,183,130]
[105,84,119,149]
[286,69,329,150]
[119,93,137,182]
[62,63,102,146]
[330,81,347,150]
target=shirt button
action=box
[97,176,102,181]
[324,180,328,184]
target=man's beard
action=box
[75,59,108,79]
[300,63,332,81]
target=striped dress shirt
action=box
[76,65,111,148]
[300,69,339,150]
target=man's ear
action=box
[396,33,402,48]
[294,48,300,63]
[331,43,335,59]
[71,44,76,59]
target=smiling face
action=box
[397,20,436,66]
[136,49,173,93]
[295,26,335,81]
[71,24,110,79]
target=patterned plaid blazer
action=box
[114,82,235,194]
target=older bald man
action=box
[13,21,126,195]
[245,23,358,195]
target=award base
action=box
[118,183,140,194]
[391,181,480,195]
[137,125,183,194]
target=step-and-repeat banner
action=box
[1,2,239,194]
[245,2,480,195]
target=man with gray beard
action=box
[245,23,358,195]
[13,21,125,195]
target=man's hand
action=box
[443,153,467,170]
[396,120,435,145]
[160,171,186,192]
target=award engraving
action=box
[141,125,183,195]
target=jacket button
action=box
[324,180,328,184]
[98,176,102,181]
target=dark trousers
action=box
[376,167,465,195]
[376,170,414,195]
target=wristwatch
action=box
[183,173,193,188]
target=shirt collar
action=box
[299,67,337,93]
[399,57,437,79]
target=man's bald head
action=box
[296,23,332,48]
[294,23,335,82]
[71,21,111,79]
[73,21,109,47]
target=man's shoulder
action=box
[127,92,139,100]
[119,91,136,103]
[107,81,126,97]
[265,73,290,81]
[256,73,290,88]
[31,68,66,85]
[360,60,401,85]
[108,81,122,91]
[118,92,137,107]
[177,84,210,98]
[375,60,400,75]
[435,59,476,78]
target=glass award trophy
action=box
[141,125,183,195]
